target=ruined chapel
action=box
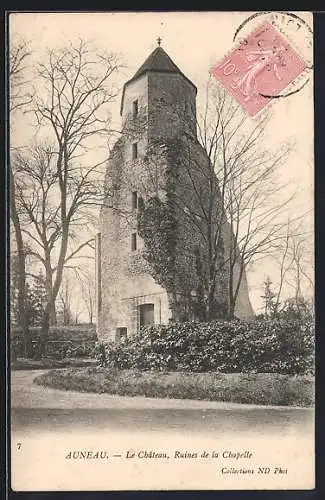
[96,43,254,341]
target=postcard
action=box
[9,11,314,491]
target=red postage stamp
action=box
[211,21,308,116]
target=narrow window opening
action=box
[132,143,138,160]
[138,196,144,210]
[131,233,137,251]
[132,191,138,210]
[133,99,138,117]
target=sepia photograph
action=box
[9,11,314,491]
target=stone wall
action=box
[98,73,173,341]
[148,72,197,140]
[97,67,254,342]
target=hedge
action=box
[97,318,314,375]
[11,325,97,359]
[11,325,97,342]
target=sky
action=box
[10,11,314,314]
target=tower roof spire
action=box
[130,46,195,85]
[120,44,197,115]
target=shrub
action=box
[93,341,108,367]
[97,317,314,375]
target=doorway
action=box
[138,303,155,328]
[115,327,127,341]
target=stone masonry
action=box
[97,45,254,341]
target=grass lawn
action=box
[33,367,314,407]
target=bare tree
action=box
[12,39,120,355]
[10,37,33,112]
[272,221,292,314]
[271,221,314,313]
[9,37,33,356]
[289,235,314,309]
[12,144,95,322]
[13,145,60,325]
[196,81,296,318]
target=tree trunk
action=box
[50,302,57,325]
[38,209,70,357]
[44,252,57,325]
[37,305,50,359]
[10,167,33,357]
[40,226,70,355]
[228,299,236,320]
[206,293,213,321]
[206,278,218,321]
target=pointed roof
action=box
[120,46,197,115]
[132,47,185,80]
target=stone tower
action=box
[96,44,253,342]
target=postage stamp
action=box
[211,21,308,116]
